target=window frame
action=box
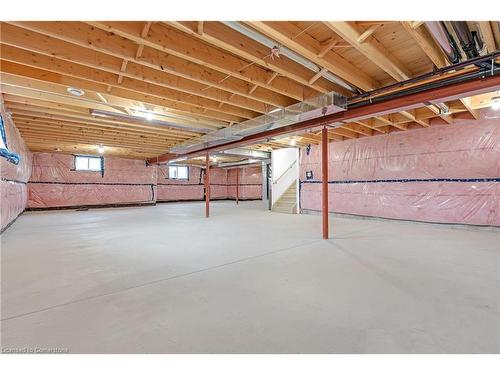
[74,155,104,172]
[167,165,189,180]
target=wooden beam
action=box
[0,65,247,125]
[5,22,294,108]
[478,22,496,53]
[401,21,448,68]
[165,21,341,95]
[374,115,408,131]
[10,111,194,140]
[0,45,265,119]
[84,21,322,101]
[411,21,425,29]
[141,21,153,38]
[246,21,378,91]
[3,94,209,136]
[357,24,382,43]
[353,119,386,133]
[308,68,327,85]
[323,21,411,81]
[400,110,430,127]
[460,97,480,119]
[15,124,176,148]
[425,104,453,124]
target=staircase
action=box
[272,180,297,214]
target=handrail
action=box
[273,159,297,185]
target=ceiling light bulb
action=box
[290,138,296,146]
[491,96,500,110]
[98,145,105,154]
[144,112,154,121]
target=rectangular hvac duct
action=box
[170,91,347,154]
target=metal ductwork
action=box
[222,21,359,93]
[218,148,271,160]
[425,21,462,64]
[170,90,346,154]
[217,159,266,169]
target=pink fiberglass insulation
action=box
[157,164,262,201]
[28,156,263,209]
[208,167,229,199]
[156,164,228,201]
[227,166,263,199]
[299,109,499,226]
[156,164,204,201]
[28,153,157,208]
[1,106,32,231]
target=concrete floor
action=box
[1,201,499,353]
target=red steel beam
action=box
[147,153,177,164]
[205,152,210,218]
[321,126,329,240]
[147,73,500,164]
[236,168,239,205]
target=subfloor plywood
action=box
[1,201,499,353]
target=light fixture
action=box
[268,107,282,114]
[67,87,85,97]
[135,110,154,121]
[290,138,296,146]
[143,112,154,121]
[491,96,500,110]
[211,155,218,163]
[97,145,105,154]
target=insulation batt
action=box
[299,109,499,226]
[28,153,263,208]
[0,104,32,231]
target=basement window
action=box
[168,165,189,180]
[75,155,103,172]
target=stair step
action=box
[272,180,297,214]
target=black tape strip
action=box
[157,182,261,187]
[28,181,154,186]
[300,177,500,184]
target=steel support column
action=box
[322,126,329,239]
[205,152,210,218]
[236,168,239,205]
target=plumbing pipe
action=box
[425,21,461,64]
[352,52,499,101]
[451,21,482,59]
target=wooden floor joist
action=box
[0,20,494,160]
